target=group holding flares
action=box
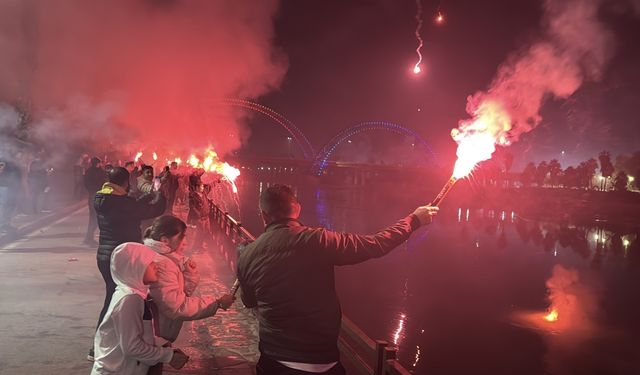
[132,148,241,194]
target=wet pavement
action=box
[0,205,258,375]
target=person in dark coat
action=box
[89,167,166,361]
[237,185,439,375]
[159,162,180,215]
[27,159,49,213]
[0,160,22,232]
[84,157,106,245]
[188,177,210,250]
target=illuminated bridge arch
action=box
[220,98,315,160]
[313,121,439,175]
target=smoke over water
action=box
[0,0,286,161]
[453,0,616,163]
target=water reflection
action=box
[451,207,638,268]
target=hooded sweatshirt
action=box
[145,238,219,342]
[91,243,173,375]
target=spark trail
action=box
[413,0,424,74]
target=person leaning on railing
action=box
[143,215,235,374]
[236,184,438,375]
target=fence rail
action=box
[209,203,412,375]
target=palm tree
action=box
[521,162,536,187]
[535,161,549,187]
[613,171,629,191]
[548,159,562,187]
[598,151,615,191]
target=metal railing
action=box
[209,203,412,375]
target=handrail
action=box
[208,202,413,375]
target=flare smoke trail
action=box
[0,0,287,162]
[413,0,424,74]
[454,0,617,154]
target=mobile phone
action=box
[153,177,161,191]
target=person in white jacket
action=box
[91,242,189,375]
[143,216,234,355]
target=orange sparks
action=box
[544,309,559,322]
[184,149,240,192]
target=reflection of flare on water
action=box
[393,314,406,346]
[544,309,559,322]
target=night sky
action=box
[244,0,640,170]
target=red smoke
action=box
[0,0,287,157]
[457,0,615,145]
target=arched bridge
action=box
[312,121,439,176]
[220,98,315,160]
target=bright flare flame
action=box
[451,100,511,179]
[435,11,445,24]
[184,149,240,193]
[544,309,559,322]
[413,65,422,74]
[134,151,143,162]
[152,152,158,161]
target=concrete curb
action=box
[0,200,86,248]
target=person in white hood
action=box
[91,242,189,375]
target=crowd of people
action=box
[0,154,54,233]
[60,150,439,375]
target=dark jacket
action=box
[236,214,421,364]
[84,166,106,194]
[94,187,166,261]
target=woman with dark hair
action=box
[143,215,234,371]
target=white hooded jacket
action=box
[91,243,173,375]
[145,238,219,342]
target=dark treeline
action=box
[473,150,640,192]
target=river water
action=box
[227,177,640,375]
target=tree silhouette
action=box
[578,158,598,189]
[521,162,536,187]
[535,161,549,187]
[613,171,628,192]
[548,159,562,187]
[598,151,615,190]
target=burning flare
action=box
[134,151,143,163]
[431,100,511,207]
[544,309,559,322]
[451,100,511,179]
[186,148,240,193]
[152,152,158,161]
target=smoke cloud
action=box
[545,264,597,332]
[0,0,287,161]
[458,0,615,144]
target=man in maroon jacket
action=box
[237,184,438,375]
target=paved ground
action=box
[0,205,258,375]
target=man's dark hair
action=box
[108,167,129,187]
[124,161,135,168]
[260,184,299,219]
[141,165,153,173]
[90,157,101,167]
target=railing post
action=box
[382,346,397,375]
[374,340,388,375]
